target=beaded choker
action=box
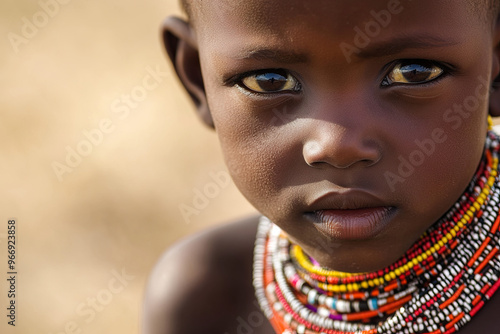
[253,131,500,334]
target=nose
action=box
[302,115,382,170]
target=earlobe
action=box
[162,17,214,128]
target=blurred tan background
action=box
[0,0,255,333]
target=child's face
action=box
[191,0,499,271]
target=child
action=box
[143,0,500,333]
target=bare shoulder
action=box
[142,215,275,334]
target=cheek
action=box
[208,97,301,211]
[392,94,488,219]
[218,120,297,210]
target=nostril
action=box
[358,159,378,168]
[302,138,382,169]
[305,160,327,168]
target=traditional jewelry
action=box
[253,131,500,334]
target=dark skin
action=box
[144,1,500,333]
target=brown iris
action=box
[384,60,444,86]
[241,70,299,93]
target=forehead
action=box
[193,0,483,35]
[193,0,487,70]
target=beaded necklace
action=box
[253,131,500,334]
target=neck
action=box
[254,131,500,334]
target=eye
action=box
[239,70,301,93]
[382,60,445,87]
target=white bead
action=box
[307,289,318,305]
[317,307,330,318]
[273,302,283,311]
[337,300,350,313]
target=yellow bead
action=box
[352,283,359,291]
[385,274,391,282]
[390,272,396,280]
[395,268,401,276]
[361,281,368,289]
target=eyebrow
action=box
[232,48,308,64]
[356,34,460,59]
[226,35,458,65]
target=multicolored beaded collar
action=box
[253,131,500,334]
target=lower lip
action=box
[308,207,395,240]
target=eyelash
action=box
[228,60,453,95]
[227,69,302,96]
[380,59,453,88]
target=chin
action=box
[306,239,407,273]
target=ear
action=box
[490,16,500,117]
[162,17,214,128]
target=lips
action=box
[305,190,396,240]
